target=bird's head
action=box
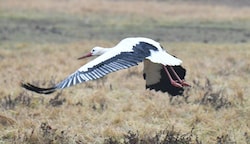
[78,46,107,60]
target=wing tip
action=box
[20,82,57,94]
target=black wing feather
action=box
[20,83,56,94]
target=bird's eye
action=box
[92,49,95,52]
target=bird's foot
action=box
[163,65,190,88]
[170,80,183,88]
[180,80,191,87]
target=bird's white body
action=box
[79,37,182,72]
[21,37,189,96]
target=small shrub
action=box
[39,122,71,144]
[1,91,31,110]
[1,95,15,110]
[124,131,139,144]
[193,78,232,110]
[200,90,231,110]
[48,92,66,107]
[15,91,31,107]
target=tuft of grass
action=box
[104,127,201,144]
[1,91,31,110]
[0,114,16,126]
[216,134,236,144]
[191,78,233,110]
[48,92,66,107]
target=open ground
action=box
[0,0,250,143]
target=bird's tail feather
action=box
[20,83,56,94]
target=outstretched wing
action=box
[21,42,159,94]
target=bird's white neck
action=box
[92,46,111,56]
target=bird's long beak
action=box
[77,52,92,60]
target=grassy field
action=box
[0,0,250,143]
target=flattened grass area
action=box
[0,0,250,143]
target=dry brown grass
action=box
[0,0,250,143]
[1,42,249,143]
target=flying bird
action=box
[21,37,190,96]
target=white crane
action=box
[21,37,190,96]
